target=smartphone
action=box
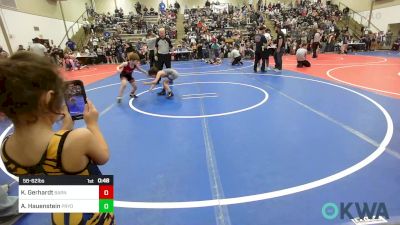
[64,80,87,120]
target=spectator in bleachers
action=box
[392,37,400,51]
[0,46,8,59]
[85,2,94,17]
[311,29,321,58]
[44,43,52,55]
[174,1,181,13]
[105,46,114,64]
[111,45,118,63]
[30,38,47,57]
[341,31,350,54]
[205,0,211,8]
[145,30,158,67]
[16,45,26,52]
[125,43,135,54]
[64,54,77,71]
[159,1,167,14]
[343,6,349,20]
[149,7,158,16]
[326,32,336,52]
[268,0,351,55]
[96,47,105,63]
[83,18,90,34]
[89,35,99,51]
[239,41,246,56]
[66,38,76,52]
[371,32,378,51]
[385,30,393,46]
[210,37,220,59]
[197,41,204,59]
[116,42,125,63]
[135,1,142,15]
[49,45,60,65]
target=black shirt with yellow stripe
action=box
[1,130,115,225]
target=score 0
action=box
[99,185,114,213]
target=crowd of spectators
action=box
[266,0,347,54]
[4,0,399,70]
[52,0,400,70]
[61,3,180,70]
[84,7,176,37]
[179,0,349,62]
[181,0,274,61]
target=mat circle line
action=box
[0,74,393,209]
[129,81,269,119]
[326,64,400,96]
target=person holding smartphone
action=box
[116,52,148,103]
[0,52,114,225]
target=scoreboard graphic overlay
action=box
[18,175,114,213]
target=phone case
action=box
[64,80,87,120]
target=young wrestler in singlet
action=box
[116,52,147,103]
[0,52,114,225]
[144,67,179,98]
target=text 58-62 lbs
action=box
[21,178,45,184]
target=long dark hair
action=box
[0,52,64,124]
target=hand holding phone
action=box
[64,80,87,120]
[60,105,74,130]
[83,100,99,126]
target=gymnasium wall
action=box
[388,23,400,37]
[331,0,400,32]
[359,4,400,32]
[332,0,400,12]
[14,0,91,22]
[0,0,94,53]
[0,8,78,52]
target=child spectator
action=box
[231,45,243,66]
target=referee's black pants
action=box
[149,50,156,68]
[157,53,171,70]
[254,51,268,71]
[312,42,319,58]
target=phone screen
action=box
[64,81,87,120]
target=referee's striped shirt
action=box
[155,37,173,54]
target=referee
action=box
[273,25,285,72]
[155,28,173,70]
